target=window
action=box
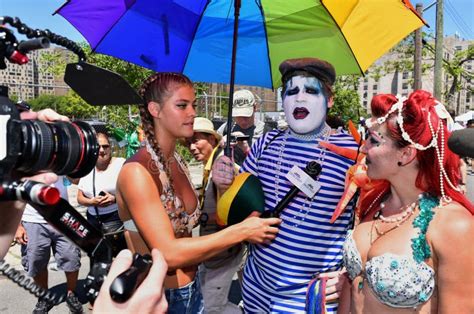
[402,83,408,90]
[402,72,409,79]
[363,85,368,91]
[373,84,378,90]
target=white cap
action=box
[232,89,255,117]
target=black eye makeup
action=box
[286,87,300,96]
[305,86,321,95]
[365,128,385,147]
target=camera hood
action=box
[65,62,143,106]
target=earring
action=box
[397,161,402,166]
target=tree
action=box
[330,75,364,125]
[443,44,474,113]
[28,92,99,119]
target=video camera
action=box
[0,16,149,305]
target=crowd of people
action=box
[1,56,473,314]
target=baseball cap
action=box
[232,89,255,117]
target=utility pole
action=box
[413,3,423,90]
[433,0,444,99]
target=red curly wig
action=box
[360,90,473,217]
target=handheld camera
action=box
[0,16,150,305]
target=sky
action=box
[0,0,473,45]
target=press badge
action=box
[286,165,321,198]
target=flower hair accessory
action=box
[364,95,406,129]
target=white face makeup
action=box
[283,75,328,135]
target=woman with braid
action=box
[116,72,280,313]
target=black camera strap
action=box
[92,167,103,226]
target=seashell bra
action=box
[343,195,439,309]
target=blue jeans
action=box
[165,275,204,314]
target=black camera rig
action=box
[0,16,149,305]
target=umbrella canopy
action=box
[57,0,425,89]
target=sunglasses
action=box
[99,144,111,149]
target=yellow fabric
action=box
[323,0,425,72]
[323,0,358,26]
[216,172,251,226]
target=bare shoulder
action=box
[119,161,148,179]
[118,161,156,191]
[429,203,473,252]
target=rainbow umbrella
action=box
[57,0,425,153]
[57,0,425,89]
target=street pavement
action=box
[0,185,92,314]
[1,166,472,313]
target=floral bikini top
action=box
[343,195,439,309]
[123,144,201,237]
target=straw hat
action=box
[193,117,221,141]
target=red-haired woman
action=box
[116,72,280,313]
[338,90,474,313]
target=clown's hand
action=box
[211,155,235,193]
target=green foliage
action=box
[176,141,194,163]
[442,44,474,111]
[9,94,19,103]
[28,92,98,119]
[330,75,364,125]
[39,50,66,77]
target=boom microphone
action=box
[448,128,474,158]
[261,161,322,219]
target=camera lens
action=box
[15,120,99,178]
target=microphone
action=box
[261,161,322,219]
[448,128,474,158]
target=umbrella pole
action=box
[224,0,241,157]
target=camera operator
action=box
[0,108,168,313]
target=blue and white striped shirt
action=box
[241,128,357,313]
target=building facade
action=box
[358,35,473,115]
[0,47,70,100]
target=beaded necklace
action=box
[373,199,418,239]
[274,124,331,228]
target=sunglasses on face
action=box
[99,144,111,149]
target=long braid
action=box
[138,72,193,197]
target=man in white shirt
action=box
[14,177,83,314]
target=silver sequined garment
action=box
[343,230,435,308]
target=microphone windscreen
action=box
[448,128,474,158]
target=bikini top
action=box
[343,195,439,309]
[123,146,201,237]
